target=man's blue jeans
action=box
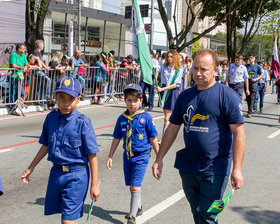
[9,78,24,110]
[254,84,265,110]
[140,81,155,109]
[35,71,51,100]
[179,170,229,224]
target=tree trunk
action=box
[25,0,51,54]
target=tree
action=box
[156,0,249,53]
[208,0,280,60]
[258,10,280,37]
[25,0,51,54]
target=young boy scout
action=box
[21,77,100,224]
[106,84,159,224]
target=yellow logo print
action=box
[191,114,210,124]
[64,79,71,87]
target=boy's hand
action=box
[106,158,112,170]
[90,185,100,201]
[21,167,34,184]
[152,160,163,180]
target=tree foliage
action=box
[205,0,280,60]
[157,0,248,53]
[257,10,280,37]
[25,0,51,54]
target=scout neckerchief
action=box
[161,67,179,107]
[122,109,145,159]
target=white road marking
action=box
[267,129,280,139]
[0,148,15,153]
[136,190,185,224]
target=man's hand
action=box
[90,184,100,201]
[246,90,250,96]
[152,159,163,180]
[21,167,34,184]
[231,169,244,190]
[106,158,112,170]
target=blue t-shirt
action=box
[69,55,85,70]
[113,110,158,153]
[170,83,244,176]
[246,64,262,86]
[39,109,99,165]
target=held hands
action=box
[106,158,112,170]
[21,167,34,184]
[152,159,163,180]
[230,169,244,190]
[90,184,100,201]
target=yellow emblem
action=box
[191,114,210,124]
[138,133,143,140]
[64,79,71,87]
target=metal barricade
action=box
[0,66,141,115]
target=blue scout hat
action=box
[124,83,142,93]
[54,77,81,98]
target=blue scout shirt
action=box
[39,109,99,165]
[170,83,244,176]
[113,111,158,153]
[246,64,262,86]
[228,63,248,84]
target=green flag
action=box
[207,188,235,222]
[132,0,153,85]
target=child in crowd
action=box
[24,54,42,107]
[218,62,228,84]
[106,84,159,224]
[21,77,100,224]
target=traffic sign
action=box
[184,48,188,54]
[144,24,151,34]
[61,43,68,52]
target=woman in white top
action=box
[156,49,182,136]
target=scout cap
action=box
[124,83,142,93]
[54,77,81,98]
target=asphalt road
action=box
[0,93,280,224]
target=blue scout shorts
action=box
[123,152,150,187]
[44,164,89,220]
[0,176,3,196]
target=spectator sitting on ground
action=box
[8,43,28,116]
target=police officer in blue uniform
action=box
[22,77,100,224]
[106,84,159,224]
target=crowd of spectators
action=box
[1,39,278,117]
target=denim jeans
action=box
[179,170,229,224]
[253,84,265,110]
[35,71,51,100]
[271,78,277,93]
[140,81,155,109]
[246,85,257,114]
[9,78,25,110]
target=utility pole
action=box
[150,0,154,50]
[77,0,82,50]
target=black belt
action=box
[53,163,87,172]
[132,149,151,157]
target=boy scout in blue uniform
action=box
[21,77,100,224]
[106,84,159,224]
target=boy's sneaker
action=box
[252,109,257,114]
[126,215,136,224]
[260,108,263,114]
[125,207,143,219]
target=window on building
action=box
[125,4,149,19]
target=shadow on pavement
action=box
[83,204,126,224]
[244,121,280,128]
[20,135,40,139]
[95,133,114,140]
[27,197,45,205]
[231,206,280,224]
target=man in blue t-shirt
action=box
[245,54,262,118]
[152,49,246,224]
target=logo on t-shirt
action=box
[183,105,210,133]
